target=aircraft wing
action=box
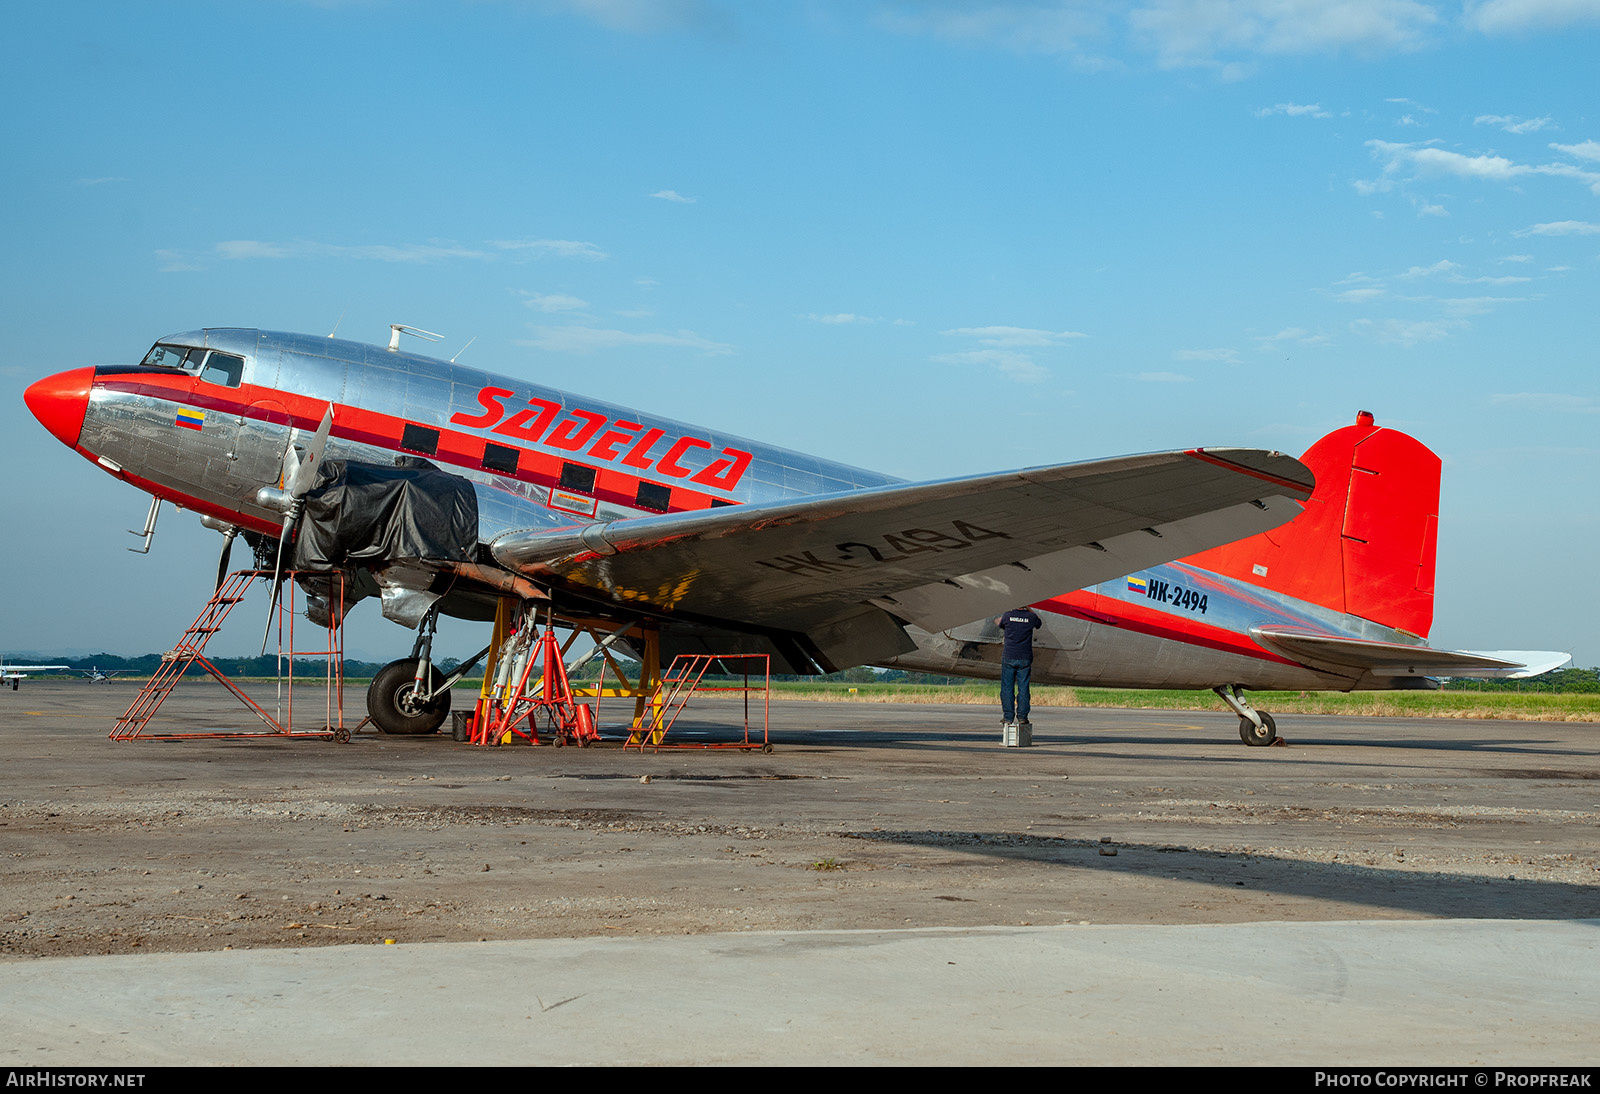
[1251,627,1571,680]
[491,447,1313,669]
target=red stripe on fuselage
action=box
[1036,589,1298,667]
[92,373,736,516]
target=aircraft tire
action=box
[1238,711,1277,746]
[367,658,451,736]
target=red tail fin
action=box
[1184,412,1441,637]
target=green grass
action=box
[752,680,1600,721]
[151,674,1600,720]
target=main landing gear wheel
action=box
[1239,710,1277,747]
[366,658,451,736]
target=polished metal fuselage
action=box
[73,328,1407,691]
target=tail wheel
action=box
[367,658,451,736]
[1238,710,1277,746]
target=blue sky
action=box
[2,0,1595,665]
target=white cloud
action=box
[520,292,589,313]
[650,189,697,203]
[1466,0,1600,34]
[931,349,1051,384]
[1451,273,1532,285]
[1501,254,1534,262]
[1254,101,1331,118]
[491,238,609,260]
[875,3,1109,57]
[1338,287,1386,302]
[521,325,734,355]
[1173,347,1240,363]
[1440,295,1528,316]
[1350,317,1460,345]
[154,249,203,273]
[1131,0,1441,66]
[1362,139,1600,195]
[1514,220,1600,236]
[1136,371,1195,382]
[941,325,1087,346]
[1399,259,1459,278]
[1257,327,1332,346]
[1474,114,1555,134]
[805,313,879,325]
[207,238,614,265]
[1489,392,1600,413]
[538,0,738,36]
[1550,139,1600,162]
[215,240,295,260]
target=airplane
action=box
[22,326,1567,744]
[1,661,70,690]
[76,666,128,683]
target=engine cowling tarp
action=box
[292,458,479,571]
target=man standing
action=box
[995,605,1043,730]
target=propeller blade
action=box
[215,529,236,591]
[258,510,298,655]
[283,405,334,499]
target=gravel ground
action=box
[3,680,1597,959]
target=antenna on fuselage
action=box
[388,324,443,351]
[450,336,476,363]
[328,305,349,338]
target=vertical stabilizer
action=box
[1183,412,1441,637]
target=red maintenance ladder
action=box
[625,653,770,752]
[111,570,345,741]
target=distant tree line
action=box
[21,653,1596,693]
[24,653,400,679]
[1439,666,1598,693]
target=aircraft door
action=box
[224,398,294,502]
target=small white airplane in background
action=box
[76,666,127,683]
[1,662,69,690]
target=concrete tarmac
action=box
[2,682,1597,1065]
[2,919,1598,1065]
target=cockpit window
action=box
[199,352,244,387]
[142,344,245,387]
[142,344,194,369]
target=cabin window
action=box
[482,442,519,475]
[400,423,440,455]
[710,498,735,508]
[199,352,244,388]
[559,462,596,494]
[635,481,671,512]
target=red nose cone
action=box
[24,367,94,448]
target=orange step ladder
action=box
[112,570,345,741]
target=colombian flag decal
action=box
[175,408,206,431]
[1126,576,1148,594]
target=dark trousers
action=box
[1000,658,1032,723]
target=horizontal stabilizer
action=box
[1251,626,1571,679]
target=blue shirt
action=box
[997,608,1043,662]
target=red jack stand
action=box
[482,615,599,747]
